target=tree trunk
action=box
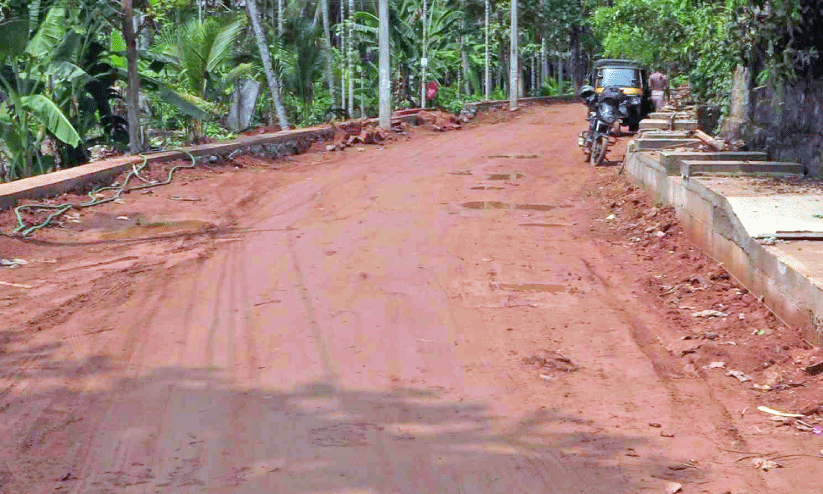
[347,0,354,115]
[421,0,427,109]
[123,0,142,153]
[570,24,582,96]
[340,1,346,109]
[322,0,335,103]
[508,0,517,110]
[541,38,548,88]
[378,0,390,127]
[484,0,490,99]
[246,0,289,129]
[461,38,471,95]
[277,0,283,39]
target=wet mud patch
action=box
[499,283,566,293]
[98,220,211,240]
[449,170,472,176]
[485,155,540,159]
[487,173,525,181]
[461,201,558,211]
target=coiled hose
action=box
[13,150,197,236]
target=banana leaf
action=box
[20,94,81,147]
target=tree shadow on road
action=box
[0,355,708,493]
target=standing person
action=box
[649,69,669,111]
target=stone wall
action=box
[723,66,823,177]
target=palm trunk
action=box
[508,0,517,110]
[420,0,427,110]
[484,0,490,99]
[246,0,289,129]
[340,2,346,109]
[378,0,390,127]
[123,0,142,153]
[347,0,354,115]
[322,0,335,101]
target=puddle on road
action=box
[461,201,558,211]
[515,204,557,211]
[500,283,566,293]
[519,223,565,227]
[99,220,210,240]
[487,173,525,181]
[462,201,510,210]
[470,186,505,190]
[486,155,540,159]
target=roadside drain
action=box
[499,283,566,293]
[461,201,558,211]
[487,173,525,180]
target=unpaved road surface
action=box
[1,104,822,493]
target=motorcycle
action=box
[577,85,627,166]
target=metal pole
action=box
[509,0,517,110]
[378,0,390,128]
[484,0,490,100]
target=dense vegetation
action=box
[0,0,817,180]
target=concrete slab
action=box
[639,119,699,131]
[659,151,767,175]
[725,195,823,238]
[681,160,805,178]
[634,138,701,151]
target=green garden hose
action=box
[13,150,197,236]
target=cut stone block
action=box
[659,151,768,175]
[640,119,699,131]
[680,160,806,178]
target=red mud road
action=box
[1,104,822,493]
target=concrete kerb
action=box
[624,148,823,343]
[0,125,335,211]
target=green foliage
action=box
[151,16,246,140]
[591,0,743,103]
[282,18,324,121]
[540,78,573,97]
[592,0,821,106]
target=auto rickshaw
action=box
[590,59,652,132]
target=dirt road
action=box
[1,104,821,493]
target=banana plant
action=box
[0,4,83,181]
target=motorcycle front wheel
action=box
[589,136,607,166]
